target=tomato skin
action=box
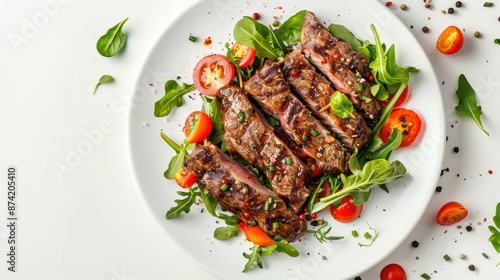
[307,158,322,178]
[232,43,256,68]
[380,108,422,147]
[192,54,235,97]
[380,263,407,280]
[237,219,275,246]
[329,195,363,223]
[379,85,411,108]
[436,26,464,54]
[174,168,197,188]
[183,111,213,143]
[436,201,468,226]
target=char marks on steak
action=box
[301,11,379,121]
[184,142,306,242]
[283,51,371,150]
[244,59,349,175]
[219,86,310,213]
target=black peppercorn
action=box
[456,1,462,8]
[412,240,420,248]
[422,26,429,33]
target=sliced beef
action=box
[184,142,306,242]
[244,59,349,175]
[218,86,310,213]
[301,11,379,121]
[282,51,371,150]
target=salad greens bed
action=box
[154,10,417,272]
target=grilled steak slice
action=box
[184,142,306,242]
[301,11,379,121]
[282,51,371,150]
[219,86,310,213]
[244,59,349,175]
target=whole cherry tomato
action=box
[380,263,407,280]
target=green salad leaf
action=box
[276,10,306,43]
[92,74,114,94]
[330,90,355,119]
[96,17,129,57]
[455,74,489,136]
[166,187,201,220]
[154,80,195,117]
[233,17,284,59]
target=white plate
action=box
[128,0,445,279]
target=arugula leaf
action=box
[200,187,218,216]
[165,188,201,220]
[312,158,407,213]
[213,214,240,240]
[455,74,489,136]
[163,140,189,179]
[233,17,282,59]
[92,75,114,94]
[274,239,300,257]
[330,90,355,119]
[154,80,195,117]
[202,96,225,145]
[276,10,306,43]
[96,17,128,57]
[242,245,264,272]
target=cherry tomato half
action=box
[380,108,422,148]
[436,25,464,54]
[380,263,407,280]
[307,158,322,178]
[174,168,197,189]
[436,201,468,226]
[193,54,235,97]
[237,219,275,246]
[232,43,256,68]
[378,85,411,108]
[329,195,363,223]
[183,111,213,143]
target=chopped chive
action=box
[363,231,372,239]
[484,2,494,7]
[357,84,364,91]
[302,135,308,141]
[310,129,319,137]
[273,222,279,229]
[482,252,489,259]
[267,166,276,171]
[356,71,362,78]
[351,230,359,237]
[238,112,246,124]
[220,184,228,191]
[421,273,431,280]
[267,197,274,204]
[443,254,451,261]
[264,200,270,211]
[188,35,197,42]
[285,157,293,165]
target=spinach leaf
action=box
[165,187,201,220]
[269,25,287,56]
[330,90,355,119]
[276,10,306,43]
[488,202,500,258]
[154,80,195,117]
[96,17,129,57]
[328,23,373,59]
[233,17,282,59]
[312,158,407,213]
[202,96,224,145]
[92,74,114,94]
[455,74,489,136]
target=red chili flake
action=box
[252,12,260,20]
[291,70,298,77]
[203,36,212,46]
[368,74,375,82]
[332,53,341,60]
[148,83,154,87]
[488,169,493,174]
[385,1,393,7]
[321,58,328,65]
[243,209,251,219]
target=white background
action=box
[1,0,500,279]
